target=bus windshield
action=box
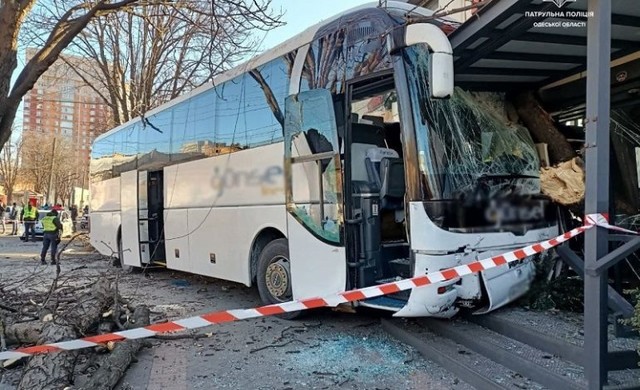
[404,45,540,201]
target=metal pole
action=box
[79,162,87,208]
[584,0,611,388]
[46,137,57,205]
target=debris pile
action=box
[0,266,149,390]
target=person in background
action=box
[9,202,19,235]
[70,204,78,233]
[22,201,38,242]
[40,206,62,265]
[0,202,5,234]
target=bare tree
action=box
[52,150,78,205]
[0,0,154,151]
[0,0,283,150]
[19,133,76,203]
[19,133,49,195]
[0,135,22,202]
[65,1,283,125]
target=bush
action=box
[519,255,584,312]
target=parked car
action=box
[20,210,73,240]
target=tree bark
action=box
[4,321,43,346]
[17,279,114,390]
[80,306,151,390]
[513,91,576,164]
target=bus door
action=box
[120,170,161,268]
[284,89,347,300]
[146,171,166,263]
[119,170,143,267]
[138,170,166,265]
[344,74,410,289]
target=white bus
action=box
[90,2,557,318]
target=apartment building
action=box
[22,48,111,183]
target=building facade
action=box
[22,48,111,186]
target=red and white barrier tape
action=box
[0,213,636,361]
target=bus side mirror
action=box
[390,23,454,99]
[429,51,454,99]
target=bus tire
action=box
[256,238,301,320]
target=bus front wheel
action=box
[257,238,301,320]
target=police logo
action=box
[543,0,577,7]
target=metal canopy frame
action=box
[448,0,640,93]
[446,0,639,388]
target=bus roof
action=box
[94,1,437,145]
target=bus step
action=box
[362,296,407,310]
[375,277,402,284]
[381,241,409,248]
[389,258,411,278]
[140,240,163,245]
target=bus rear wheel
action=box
[257,238,301,320]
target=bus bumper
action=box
[392,249,537,318]
[393,252,460,318]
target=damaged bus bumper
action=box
[390,203,556,317]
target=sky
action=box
[11,0,376,141]
[259,0,375,51]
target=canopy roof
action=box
[448,0,640,94]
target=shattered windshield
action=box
[404,45,540,201]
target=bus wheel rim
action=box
[265,256,290,300]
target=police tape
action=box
[0,213,636,361]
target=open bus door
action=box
[120,170,165,267]
[120,170,143,267]
[283,89,347,300]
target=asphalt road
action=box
[0,234,471,390]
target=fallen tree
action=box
[0,257,151,390]
[512,91,585,207]
[513,91,577,165]
[17,279,114,389]
[80,306,151,390]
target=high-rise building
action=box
[22,48,111,185]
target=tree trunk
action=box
[16,324,78,390]
[80,306,150,390]
[513,91,576,165]
[0,104,19,152]
[4,321,43,346]
[17,279,114,390]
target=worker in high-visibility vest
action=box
[21,202,38,242]
[40,206,62,265]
